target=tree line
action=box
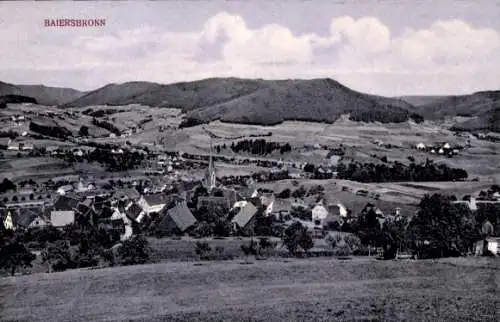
[225,139,292,155]
[336,159,468,183]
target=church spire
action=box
[206,135,216,192]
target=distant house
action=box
[7,139,19,151]
[312,200,329,226]
[137,193,169,215]
[154,201,197,236]
[57,185,74,195]
[264,198,292,219]
[231,202,259,235]
[20,142,34,151]
[51,195,79,228]
[416,142,426,150]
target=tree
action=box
[0,238,36,276]
[117,235,150,265]
[303,163,315,173]
[277,188,291,199]
[408,194,476,258]
[78,126,89,137]
[241,238,258,262]
[352,205,382,249]
[42,240,76,272]
[0,178,16,193]
[292,186,307,198]
[381,216,408,259]
[282,222,314,256]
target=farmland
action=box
[1,257,499,321]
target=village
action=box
[1,125,500,278]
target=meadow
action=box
[1,257,498,321]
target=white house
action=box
[7,140,19,151]
[438,148,444,154]
[416,142,426,150]
[443,143,451,149]
[2,210,14,230]
[110,207,133,241]
[137,193,168,214]
[57,185,74,195]
[312,200,329,226]
[486,238,500,255]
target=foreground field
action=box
[1,257,499,321]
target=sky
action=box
[0,0,499,96]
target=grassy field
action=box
[1,257,499,321]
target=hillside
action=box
[398,95,448,107]
[0,94,38,105]
[63,77,419,125]
[416,91,500,132]
[0,81,84,106]
[1,258,498,321]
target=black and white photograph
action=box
[0,0,499,321]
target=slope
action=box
[0,81,84,106]
[185,78,418,125]
[63,77,418,125]
[417,90,500,132]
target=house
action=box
[7,139,19,151]
[231,202,259,235]
[114,188,141,202]
[310,200,344,229]
[50,210,75,228]
[21,142,34,151]
[57,185,74,195]
[50,195,79,228]
[264,198,292,219]
[11,208,50,230]
[110,207,133,241]
[259,193,275,207]
[312,200,329,225]
[124,201,146,223]
[1,209,14,230]
[154,201,197,236]
[475,238,500,256]
[486,238,500,255]
[137,193,169,214]
[416,142,426,150]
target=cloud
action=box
[0,9,499,95]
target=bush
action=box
[333,243,352,257]
[117,235,150,266]
[195,241,212,260]
[42,240,77,272]
[283,222,314,255]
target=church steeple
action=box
[207,137,216,191]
